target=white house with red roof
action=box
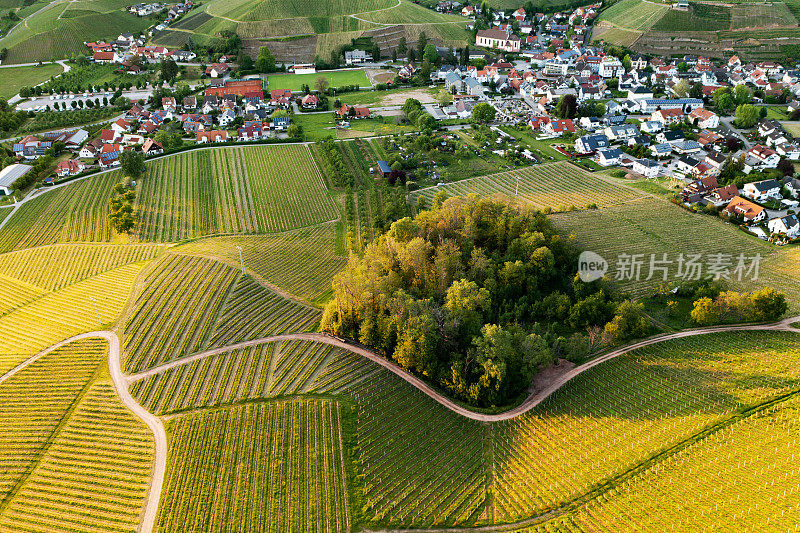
[111,118,132,135]
[688,107,719,129]
[93,50,121,64]
[56,159,85,177]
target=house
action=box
[475,28,521,53]
[595,147,623,166]
[743,179,782,202]
[640,120,664,134]
[702,184,738,207]
[142,138,163,156]
[725,196,766,222]
[604,124,638,141]
[598,56,624,78]
[744,145,780,172]
[345,49,373,65]
[704,150,727,170]
[651,108,684,125]
[632,158,660,178]
[376,160,392,177]
[56,159,85,177]
[768,214,800,237]
[79,139,103,159]
[196,130,228,143]
[93,50,120,64]
[627,86,654,101]
[217,109,236,128]
[111,118,132,135]
[99,149,121,169]
[336,105,370,119]
[162,97,177,112]
[0,164,32,195]
[64,129,88,147]
[672,140,703,155]
[784,177,800,198]
[301,94,319,109]
[650,143,673,157]
[574,133,609,154]
[206,63,231,78]
[543,119,575,136]
[688,107,719,129]
[638,98,703,114]
[657,130,685,145]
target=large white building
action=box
[0,164,32,195]
[475,28,521,53]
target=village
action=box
[1,1,800,244]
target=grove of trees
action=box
[321,196,648,407]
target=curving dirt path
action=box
[0,331,166,533]
[128,315,800,422]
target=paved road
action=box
[128,317,800,422]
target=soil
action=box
[530,358,576,396]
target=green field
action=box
[267,69,370,92]
[411,161,646,211]
[652,3,732,32]
[0,63,63,99]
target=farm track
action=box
[1,315,798,532]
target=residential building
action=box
[768,214,800,237]
[56,159,86,177]
[595,147,623,166]
[688,107,719,129]
[574,133,609,153]
[743,179,782,202]
[725,196,766,222]
[632,158,660,178]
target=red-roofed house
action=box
[543,119,575,136]
[56,159,85,177]
[93,50,120,64]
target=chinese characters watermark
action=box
[579,251,762,283]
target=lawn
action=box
[759,105,788,120]
[0,63,63,99]
[782,121,800,136]
[267,69,370,92]
[498,126,570,162]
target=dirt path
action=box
[0,331,167,533]
[127,316,800,422]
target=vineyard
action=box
[0,171,120,253]
[0,262,144,363]
[172,222,346,301]
[156,399,351,533]
[129,340,381,415]
[411,162,645,211]
[550,197,800,307]
[134,145,338,241]
[122,254,320,374]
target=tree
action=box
[472,102,496,124]
[673,79,690,98]
[735,103,759,128]
[436,89,453,107]
[734,84,751,105]
[622,54,632,71]
[314,75,329,94]
[255,46,276,73]
[555,93,578,119]
[423,43,439,66]
[417,32,428,60]
[119,150,146,180]
[750,288,787,321]
[603,300,651,343]
[677,61,689,73]
[160,58,179,83]
[287,123,303,140]
[690,296,719,326]
[398,36,407,56]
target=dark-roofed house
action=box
[376,160,392,177]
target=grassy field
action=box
[122,253,320,374]
[653,3,732,32]
[267,69,371,92]
[411,161,646,211]
[0,63,63,99]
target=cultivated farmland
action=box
[411,161,646,211]
[129,340,380,415]
[550,197,800,307]
[172,223,346,302]
[157,399,351,533]
[122,254,320,374]
[136,145,338,240]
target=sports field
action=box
[267,69,371,92]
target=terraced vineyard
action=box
[172,222,346,301]
[550,197,800,307]
[135,145,338,241]
[412,162,645,211]
[157,399,351,533]
[122,254,320,374]
[0,262,144,362]
[130,340,380,415]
